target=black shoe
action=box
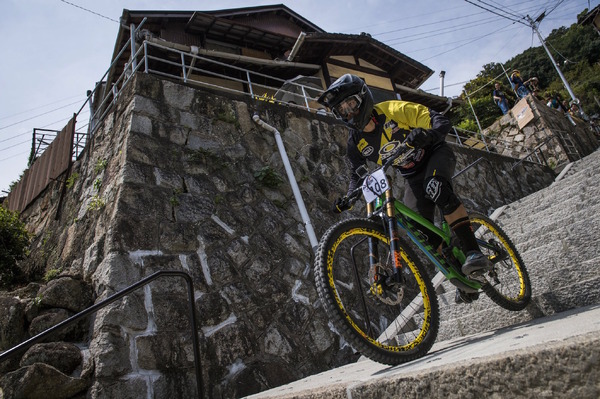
[455,288,480,304]
[461,251,492,276]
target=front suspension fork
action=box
[367,192,404,286]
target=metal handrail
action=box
[0,270,204,399]
[510,133,573,173]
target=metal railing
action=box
[448,126,519,155]
[511,132,578,173]
[452,157,507,205]
[0,270,204,399]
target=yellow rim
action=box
[326,226,432,352]
[472,217,527,300]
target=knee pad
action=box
[424,176,461,215]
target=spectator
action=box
[510,69,531,99]
[492,82,510,115]
[546,93,568,113]
[524,77,540,97]
[569,102,589,122]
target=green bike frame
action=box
[374,197,482,293]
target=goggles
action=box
[332,94,362,120]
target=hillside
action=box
[450,7,600,131]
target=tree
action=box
[0,206,30,287]
[452,12,600,130]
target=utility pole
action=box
[526,14,580,105]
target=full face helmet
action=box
[317,74,374,131]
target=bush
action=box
[0,206,30,287]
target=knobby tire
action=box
[314,218,439,366]
[470,212,532,311]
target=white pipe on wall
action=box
[252,113,319,253]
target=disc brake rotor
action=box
[368,265,404,305]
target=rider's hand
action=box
[332,196,353,213]
[405,128,434,149]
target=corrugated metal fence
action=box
[5,116,75,213]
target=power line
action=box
[464,0,529,26]
[385,17,500,46]
[419,21,517,62]
[372,9,487,37]
[0,100,83,132]
[58,0,119,23]
[381,2,548,47]
[0,139,31,152]
[0,150,30,164]
[0,94,84,122]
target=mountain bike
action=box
[314,144,532,366]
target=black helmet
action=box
[317,74,374,130]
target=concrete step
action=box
[244,305,600,399]
[497,199,600,253]
[436,271,600,341]
[499,178,597,221]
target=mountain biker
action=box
[317,74,491,302]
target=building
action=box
[102,4,452,115]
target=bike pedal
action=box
[466,272,487,284]
[455,289,480,304]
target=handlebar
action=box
[339,144,414,210]
[382,143,413,171]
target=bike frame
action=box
[370,190,483,294]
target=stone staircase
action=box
[246,147,600,399]
[436,146,600,340]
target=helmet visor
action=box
[332,94,362,120]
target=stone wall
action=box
[483,95,599,167]
[0,73,558,398]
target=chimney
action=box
[439,71,446,97]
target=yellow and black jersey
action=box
[346,100,451,194]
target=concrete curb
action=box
[245,305,600,398]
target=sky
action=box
[1,0,598,195]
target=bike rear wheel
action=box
[314,218,439,365]
[470,212,532,311]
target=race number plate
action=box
[361,169,389,203]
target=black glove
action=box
[332,196,353,213]
[405,128,434,149]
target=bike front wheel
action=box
[314,218,439,365]
[470,212,532,311]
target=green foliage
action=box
[43,268,62,282]
[94,158,108,174]
[87,194,105,211]
[8,170,26,193]
[453,14,600,129]
[66,172,80,189]
[254,166,284,188]
[169,188,184,208]
[216,109,240,128]
[456,119,479,132]
[0,207,30,287]
[93,178,103,191]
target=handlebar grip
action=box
[382,144,410,170]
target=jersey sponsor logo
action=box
[384,120,398,130]
[379,140,402,162]
[362,146,374,156]
[357,138,369,152]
